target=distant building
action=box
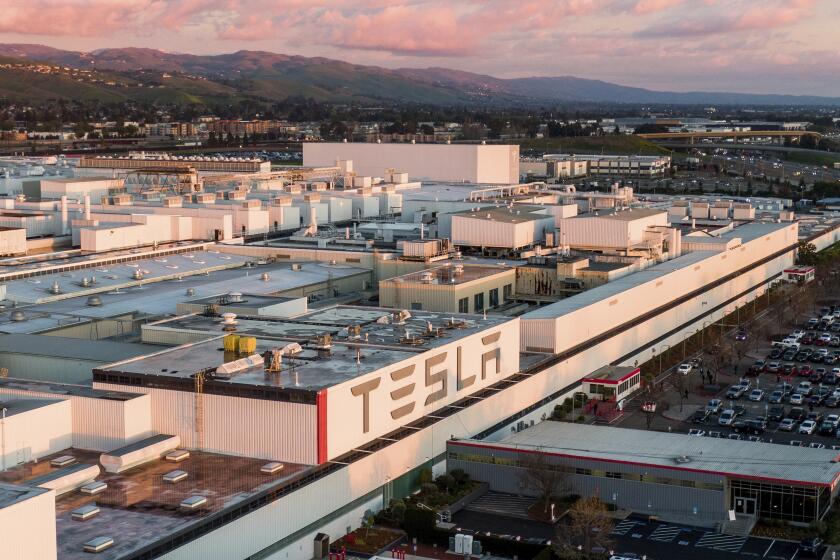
[304,142,520,184]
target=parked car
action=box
[768,390,785,404]
[825,395,840,408]
[825,370,838,385]
[799,537,824,557]
[796,350,812,361]
[807,411,824,423]
[799,420,818,434]
[706,399,723,414]
[799,364,814,377]
[768,405,786,421]
[726,385,746,399]
[688,428,706,437]
[782,363,798,376]
[769,348,784,360]
[748,389,765,402]
[719,409,737,426]
[748,360,766,375]
[734,330,747,341]
[790,393,805,405]
[766,361,782,374]
[779,418,798,431]
[677,363,692,375]
[783,350,798,361]
[691,410,710,424]
[788,407,807,421]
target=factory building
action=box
[544,154,672,177]
[379,263,516,313]
[555,208,679,259]
[450,206,555,253]
[449,422,840,526]
[303,142,520,184]
[28,177,125,204]
[76,153,271,176]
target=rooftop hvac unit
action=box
[49,280,62,294]
[420,271,434,284]
[395,309,412,324]
[228,291,243,303]
[291,263,302,271]
[216,354,264,375]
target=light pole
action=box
[659,343,671,374]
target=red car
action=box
[800,364,814,377]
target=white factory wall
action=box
[556,212,668,250]
[520,223,798,354]
[0,228,27,255]
[303,143,519,184]
[66,202,235,241]
[0,399,71,469]
[0,386,153,452]
[379,269,516,313]
[91,383,318,464]
[294,202,329,227]
[39,178,122,203]
[809,224,840,252]
[268,205,302,232]
[351,196,380,219]
[379,192,403,216]
[400,200,493,225]
[0,487,57,560]
[451,214,553,249]
[0,214,56,237]
[326,198,353,222]
[325,318,519,459]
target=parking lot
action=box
[668,304,840,450]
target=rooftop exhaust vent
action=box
[9,310,26,322]
[185,288,195,296]
[86,295,103,307]
[260,272,271,281]
[674,455,692,464]
[49,280,62,295]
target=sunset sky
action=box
[1,0,837,95]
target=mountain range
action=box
[0,43,838,107]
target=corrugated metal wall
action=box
[93,382,318,464]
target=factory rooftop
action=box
[470,422,840,487]
[449,205,551,224]
[0,378,146,401]
[0,447,310,560]
[0,260,369,334]
[0,334,156,363]
[99,306,512,397]
[0,397,62,417]
[0,482,50,510]
[382,263,511,286]
[589,207,664,221]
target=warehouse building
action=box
[544,154,672,177]
[378,263,516,313]
[448,422,840,526]
[450,206,555,253]
[303,142,520,184]
[555,208,678,259]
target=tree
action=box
[798,241,819,266]
[519,451,569,515]
[556,496,614,557]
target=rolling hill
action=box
[0,43,838,107]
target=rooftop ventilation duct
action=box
[185,288,195,296]
[86,295,103,307]
[49,280,62,295]
[10,310,26,322]
[260,272,271,281]
[132,269,144,280]
[220,312,238,331]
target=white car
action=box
[792,329,806,339]
[719,409,736,426]
[790,393,805,405]
[799,420,817,435]
[748,389,765,402]
[677,363,692,375]
[688,429,705,437]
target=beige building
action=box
[379,263,516,314]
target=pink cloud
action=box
[0,1,156,36]
[633,0,683,15]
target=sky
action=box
[0,0,838,95]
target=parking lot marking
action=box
[763,539,775,558]
[649,524,682,542]
[695,532,748,552]
[612,519,637,536]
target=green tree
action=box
[798,241,819,266]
